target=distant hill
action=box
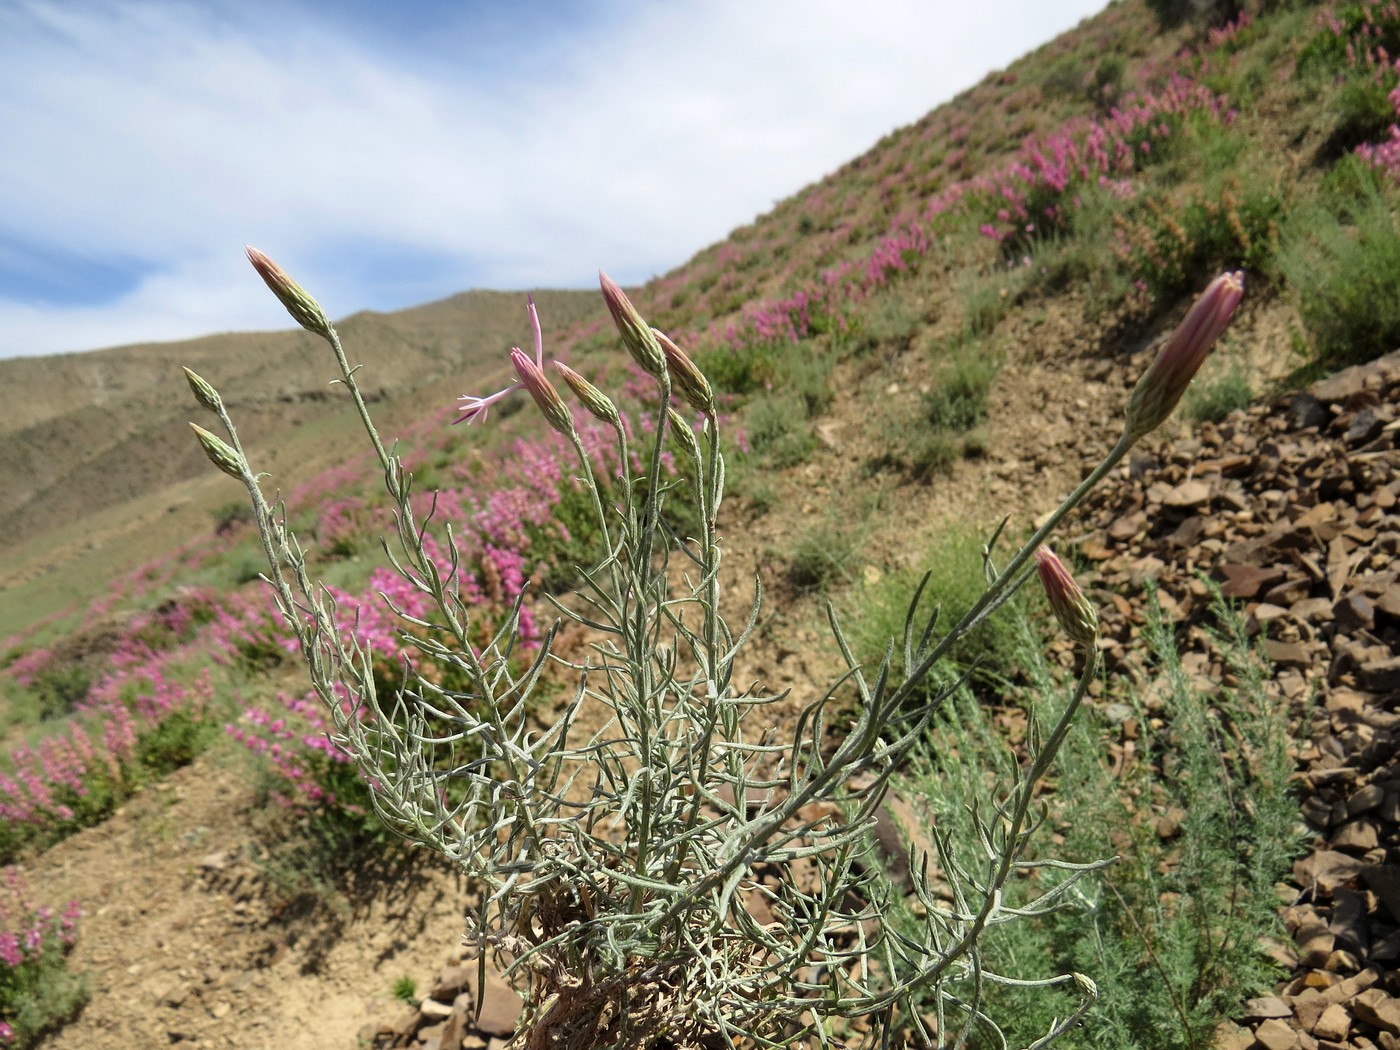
[0,289,606,547]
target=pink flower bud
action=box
[1124,271,1244,443]
[653,328,715,416]
[1035,546,1098,649]
[599,271,666,378]
[511,347,575,439]
[554,362,621,426]
[245,246,332,338]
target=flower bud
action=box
[668,408,701,461]
[599,271,666,378]
[554,362,621,426]
[245,246,332,338]
[189,423,245,480]
[182,367,222,413]
[1124,271,1244,443]
[1035,546,1098,650]
[654,329,715,416]
[511,347,576,438]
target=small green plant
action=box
[1185,353,1252,422]
[744,393,819,468]
[391,975,418,1005]
[185,251,1242,1048]
[785,516,859,592]
[924,345,999,432]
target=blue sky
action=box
[0,0,1105,359]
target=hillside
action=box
[3,0,1400,1047]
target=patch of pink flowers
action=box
[227,690,363,812]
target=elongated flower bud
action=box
[189,423,244,480]
[245,246,332,338]
[668,408,701,461]
[654,329,715,416]
[511,347,575,438]
[1124,271,1244,443]
[554,362,620,426]
[1035,546,1098,650]
[599,271,666,378]
[182,367,222,413]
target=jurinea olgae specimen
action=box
[188,252,1243,1049]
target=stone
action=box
[1296,926,1337,969]
[1331,819,1380,853]
[1362,865,1400,924]
[473,973,523,1037]
[1215,1021,1255,1050]
[1244,996,1294,1020]
[1109,511,1147,541]
[1313,1004,1351,1042]
[1329,888,1369,951]
[1293,990,1328,1032]
[1296,851,1367,895]
[429,966,475,1004]
[1334,593,1376,631]
[421,999,454,1019]
[1353,990,1400,1035]
[1288,393,1329,430]
[1163,479,1212,508]
[1256,1017,1300,1050]
[1347,784,1386,816]
[1358,656,1400,693]
[1264,639,1313,669]
[1372,929,1400,962]
[1218,562,1285,598]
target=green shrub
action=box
[1115,178,1283,302]
[784,346,835,417]
[892,585,1299,1049]
[212,501,255,535]
[1279,187,1400,367]
[745,395,818,468]
[693,343,778,395]
[1329,75,1399,156]
[28,667,91,722]
[850,522,1030,688]
[851,294,922,357]
[785,521,856,592]
[924,348,999,432]
[0,870,89,1048]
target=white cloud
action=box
[0,0,1104,357]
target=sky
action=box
[0,0,1106,359]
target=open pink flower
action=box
[454,295,544,425]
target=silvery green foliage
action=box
[188,254,1235,1050]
